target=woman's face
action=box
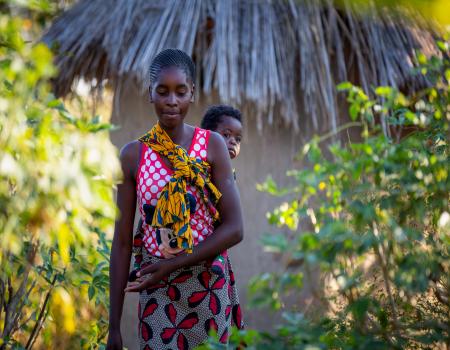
[150,67,194,129]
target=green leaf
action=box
[436,40,448,52]
[337,81,353,91]
[260,233,288,253]
[375,86,393,97]
[417,52,427,65]
[349,104,359,121]
[88,285,95,301]
[256,176,289,196]
[445,69,450,83]
[348,297,370,322]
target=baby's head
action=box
[201,105,243,159]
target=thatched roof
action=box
[43,0,436,132]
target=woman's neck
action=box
[160,122,185,144]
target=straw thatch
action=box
[43,0,436,132]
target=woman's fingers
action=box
[130,260,173,291]
[136,263,158,277]
[124,281,141,292]
[125,269,161,292]
[124,277,154,292]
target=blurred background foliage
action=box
[332,0,450,27]
[241,39,449,349]
[0,0,119,349]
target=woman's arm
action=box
[125,132,243,292]
[107,141,139,343]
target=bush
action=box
[0,8,119,350]
[241,40,449,349]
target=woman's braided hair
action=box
[149,49,196,86]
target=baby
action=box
[201,104,242,161]
[201,105,243,276]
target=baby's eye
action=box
[222,132,231,139]
[236,137,242,143]
[156,88,168,95]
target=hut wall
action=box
[110,85,324,350]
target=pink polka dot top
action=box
[136,127,214,257]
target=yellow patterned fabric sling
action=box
[138,123,221,253]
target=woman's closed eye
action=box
[156,87,168,96]
[176,90,188,97]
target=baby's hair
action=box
[149,49,195,86]
[201,105,242,131]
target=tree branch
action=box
[2,277,13,339]
[11,280,37,335]
[25,274,57,350]
[372,223,399,329]
[2,244,37,339]
[0,278,5,329]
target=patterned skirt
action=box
[136,241,244,350]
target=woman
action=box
[106,49,244,350]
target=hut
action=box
[43,1,435,349]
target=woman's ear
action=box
[190,84,195,103]
[148,85,153,103]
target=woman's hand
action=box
[124,259,175,293]
[106,329,123,350]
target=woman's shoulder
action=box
[120,140,141,160]
[119,140,141,178]
[207,130,226,148]
[206,131,228,164]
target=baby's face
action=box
[215,115,243,159]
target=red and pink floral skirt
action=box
[136,245,243,350]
